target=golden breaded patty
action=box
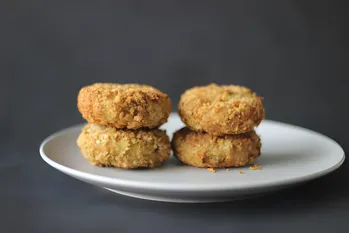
[77,83,172,129]
[178,83,264,135]
[77,124,171,169]
[172,128,261,168]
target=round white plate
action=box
[40,113,345,203]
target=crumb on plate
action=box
[207,168,216,173]
[249,164,262,170]
[238,171,244,174]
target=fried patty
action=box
[172,127,261,168]
[77,124,171,169]
[178,83,264,135]
[77,83,172,129]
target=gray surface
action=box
[1,1,349,232]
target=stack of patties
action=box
[173,83,265,168]
[76,83,172,169]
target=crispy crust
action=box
[77,83,172,129]
[178,83,264,135]
[77,124,171,169]
[172,127,261,168]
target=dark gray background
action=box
[1,1,349,232]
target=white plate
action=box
[40,113,345,203]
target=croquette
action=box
[178,83,264,135]
[77,83,172,129]
[77,124,171,169]
[172,127,261,168]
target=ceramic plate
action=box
[40,113,345,203]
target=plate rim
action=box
[39,113,345,192]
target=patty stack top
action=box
[77,83,172,129]
[178,83,264,135]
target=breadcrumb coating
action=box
[77,124,171,169]
[78,83,172,129]
[172,128,261,168]
[178,83,264,135]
